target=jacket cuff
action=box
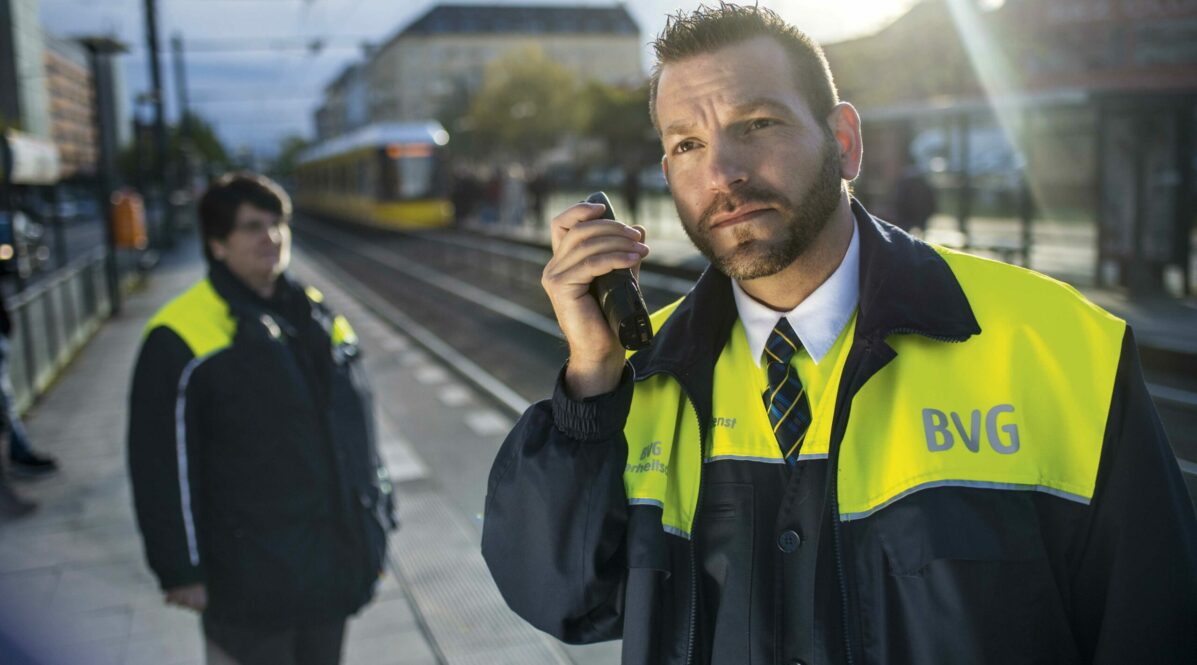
[551,362,634,443]
[156,566,206,592]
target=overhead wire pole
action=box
[79,37,129,316]
[144,0,175,249]
[171,32,192,190]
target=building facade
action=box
[0,0,50,139]
[43,32,96,178]
[315,4,641,139]
[825,0,1197,294]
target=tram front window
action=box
[399,155,434,199]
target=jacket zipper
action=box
[827,341,865,665]
[684,390,704,665]
[635,368,706,665]
[884,328,970,344]
[829,330,971,665]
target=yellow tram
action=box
[295,121,453,229]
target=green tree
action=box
[435,76,478,160]
[581,81,657,170]
[465,45,586,164]
[117,111,231,188]
[173,111,231,174]
[269,135,310,179]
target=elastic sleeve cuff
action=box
[551,362,634,442]
[156,566,206,592]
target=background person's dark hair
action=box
[198,172,292,264]
[649,2,840,132]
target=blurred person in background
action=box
[892,159,936,235]
[482,4,1197,664]
[0,463,36,517]
[0,288,59,479]
[127,172,395,665]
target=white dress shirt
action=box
[731,221,860,366]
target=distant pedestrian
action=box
[892,162,936,234]
[128,172,395,665]
[0,288,58,479]
[0,462,35,518]
[527,171,550,229]
[450,168,481,225]
[622,167,641,222]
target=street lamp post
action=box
[145,0,174,249]
[78,36,128,316]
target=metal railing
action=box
[7,248,112,413]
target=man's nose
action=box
[706,141,749,193]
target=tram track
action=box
[292,215,1197,506]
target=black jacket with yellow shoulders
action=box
[482,201,1197,664]
[128,262,394,626]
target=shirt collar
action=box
[731,220,860,366]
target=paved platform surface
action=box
[0,239,580,664]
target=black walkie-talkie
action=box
[585,192,653,351]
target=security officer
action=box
[481,5,1197,664]
[128,172,394,665]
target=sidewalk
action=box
[0,238,570,664]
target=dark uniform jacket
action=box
[482,202,1197,664]
[128,262,395,627]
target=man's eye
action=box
[673,140,699,155]
[747,118,777,131]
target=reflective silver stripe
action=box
[839,479,1091,522]
[175,355,207,567]
[629,499,691,539]
[705,453,827,464]
[628,498,664,509]
[706,454,785,465]
[662,524,691,540]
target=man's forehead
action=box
[235,203,279,221]
[655,39,807,131]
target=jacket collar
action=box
[207,261,310,326]
[630,199,980,425]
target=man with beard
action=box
[482,5,1197,664]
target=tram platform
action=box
[468,215,1197,362]
[0,236,574,665]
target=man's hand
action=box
[541,202,649,398]
[164,584,208,612]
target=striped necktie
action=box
[762,317,811,465]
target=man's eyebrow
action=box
[661,98,796,137]
[732,98,795,117]
[662,119,695,138]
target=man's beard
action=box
[678,138,843,281]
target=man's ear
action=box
[827,102,863,181]
[661,154,670,184]
[208,239,227,262]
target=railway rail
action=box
[293,215,1197,509]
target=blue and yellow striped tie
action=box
[763,318,811,465]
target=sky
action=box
[37,0,919,157]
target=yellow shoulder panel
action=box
[837,249,1126,520]
[144,279,236,358]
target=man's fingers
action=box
[549,250,646,289]
[551,235,648,278]
[550,202,608,252]
[554,219,643,258]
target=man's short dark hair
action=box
[198,171,292,263]
[649,2,840,132]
